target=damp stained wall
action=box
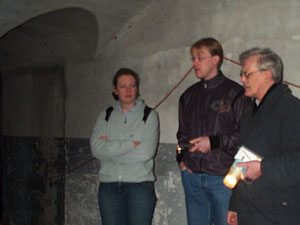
[65,0,300,142]
[65,1,300,224]
[2,0,300,224]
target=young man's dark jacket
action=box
[177,71,250,175]
[229,84,300,225]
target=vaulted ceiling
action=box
[0,1,153,70]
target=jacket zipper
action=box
[201,81,207,136]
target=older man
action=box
[227,48,300,225]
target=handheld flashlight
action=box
[223,145,263,189]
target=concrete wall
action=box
[68,0,300,142]
[2,0,300,224]
[65,1,300,224]
[3,66,66,224]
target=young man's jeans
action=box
[98,181,156,225]
[181,171,232,225]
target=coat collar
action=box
[253,83,290,113]
[201,71,226,90]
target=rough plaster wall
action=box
[64,1,300,224]
[64,138,101,225]
[64,61,100,139]
[3,66,65,137]
[3,0,300,224]
[153,143,186,225]
[0,0,152,54]
[77,0,300,144]
[65,141,184,225]
[3,69,40,136]
[2,66,66,224]
[3,136,66,225]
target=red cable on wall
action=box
[49,56,300,180]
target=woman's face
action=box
[113,74,138,105]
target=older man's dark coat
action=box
[229,84,300,225]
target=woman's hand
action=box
[133,141,140,148]
[99,136,108,141]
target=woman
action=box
[90,68,159,225]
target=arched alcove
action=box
[0,7,99,225]
[0,7,99,70]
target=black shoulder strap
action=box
[143,105,152,123]
[105,107,114,121]
[105,105,152,123]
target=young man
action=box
[227,48,300,225]
[177,37,250,225]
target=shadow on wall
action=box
[0,7,99,70]
[1,7,99,225]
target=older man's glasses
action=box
[239,69,266,78]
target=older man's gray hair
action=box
[239,48,283,83]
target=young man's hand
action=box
[189,136,211,153]
[227,211,238,225]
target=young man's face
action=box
[191,47,219,80]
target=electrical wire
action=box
[48,56,300,181]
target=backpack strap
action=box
[105,105,152,123]
[143,106,152,123]
[105,107,114,121]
